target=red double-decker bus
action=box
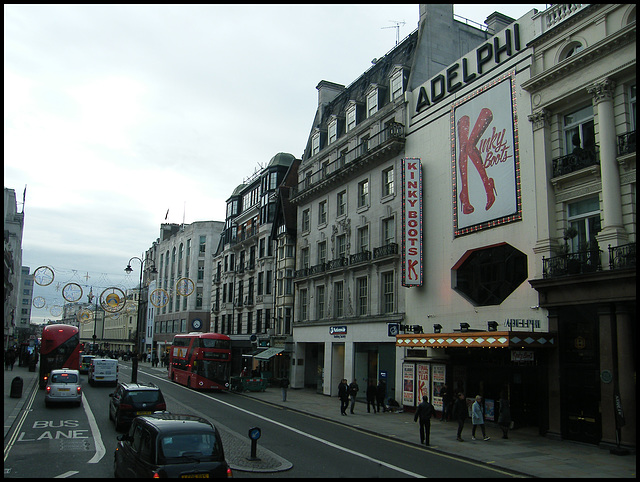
[39,324,82,388]
[169,332,231,390]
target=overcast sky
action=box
[5,4,547,323]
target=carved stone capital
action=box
[587,78,616,104]
[528,109,551,131]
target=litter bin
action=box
[10,377,23,398]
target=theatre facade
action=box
[399,4,635,450]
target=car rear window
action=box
[158,433,222,463]
[51,373,78,383]
[126,390,162,403]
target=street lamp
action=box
[125,256,157,383]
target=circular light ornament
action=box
[62,282,83,302]
[176,277,195,297]
[100,287,126,313]
[150,288,169,308]
[33,296,46,309]
[78,309,93,324]
[34,266,55,286]
[50,305,63,317]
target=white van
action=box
[89,358,118,386]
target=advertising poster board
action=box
[402,363,415,407]
[431,364,446,411]
[417,364,429,403]
[484,398,495,421]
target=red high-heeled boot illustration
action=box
[457,108,497,213]
[457,116,474,214]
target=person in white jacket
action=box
[471,395,490,441]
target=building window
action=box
[336,234,346,259]
[301,247,310,269]
[391,69,403,101]
[337,190,346,217]
[382,167,394,197]
[382,217,395,245]
[285,269,293,295]
[265,270,272,294]
[316,285,325,319]
[358,225,369,252]
[564,105,595,154]
[357,276,368,316]
[629,84,636,130]
[312,131,321,156]
[328,117,338,144]
[257,272,264,295]
[199,235,206,254]
[334,281,344,318]
[302,209,310,232]
[358,179,369,208]
[318,241,327,265]
[567,197,601,252]
[300,289,308,321]
[318,200,327,225]
[346,104,357,132]
[561,41,583,61]
[382,272,394,314]
[367,88,378,117]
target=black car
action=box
[109,382,166,431]
[114,413,232,478]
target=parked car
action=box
[109,382,166,431]
[114,413,232,478]
[79,354,95,374]
[89,358,118,386]
[45,368,82,407]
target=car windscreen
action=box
[158,432,223,463]
[51,373,78,383]
[125,390,161,404]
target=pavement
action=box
[5,363,637,477]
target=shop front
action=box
[396,331,554,431]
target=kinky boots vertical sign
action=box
[402,158,423,287]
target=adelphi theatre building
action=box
[397,4,635,450]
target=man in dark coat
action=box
[414,395,436,445]
[452,392,468,441]
[366,380,377,413]
[338,378,349,416]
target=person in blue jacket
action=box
[471,395,490,441]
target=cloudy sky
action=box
[5,4,546,323]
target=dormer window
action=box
[312,130,321,156]
[328,117,338,145]
[366,86,378,118]
[346,103,357,132]
[390,67,404,101]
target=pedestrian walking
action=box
[280,376,289,402]
[376,380,388,412]
[452,392,468,441]
[471,395,490,441]
[5,349,16,371]
[338,378,349,416]
[366,380,377,413]
[348,379,360,414]
[498,391,511,439]
[440,384,452,421]
[414,395,436,445]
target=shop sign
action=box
[329,326,347,338]
[401,158,423,286]
[511,350,534,362]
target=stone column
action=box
[589,79,628,255]
[529,108,560,272]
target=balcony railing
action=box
[295,244,400,279]
[295,122,405,198]
[552,145,600,177]
[326,257,349,270]
[618,131,636,156]
[608,243,636,270]
[350,250,371,265]
[373,243,399,259]
[542,248,602,278]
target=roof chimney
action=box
[485,12,515,35]
[316,80,345,107]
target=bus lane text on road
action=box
[16,419,89,442]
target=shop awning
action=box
[395,331,556,349]
[254,347,284,360]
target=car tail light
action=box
[156,402,166,411]
[152,471,161,479]
[119,403,133,410]
[77,386,82,394]
[46,386,51,394]
[227,467,233,478]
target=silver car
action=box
[45,369,82,407]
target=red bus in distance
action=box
[169,332,231,390]
[39,324,82,389]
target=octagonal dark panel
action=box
[453,243,528,306]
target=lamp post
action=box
[125,256,157,383]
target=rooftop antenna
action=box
[382,20,406,46]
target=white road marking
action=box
[54,471,80,478]
[82,396,106,463]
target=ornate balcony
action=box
[608,243,636,270]
[551,145,600,178]
[617,131,636,156]
[542,248,602,278]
